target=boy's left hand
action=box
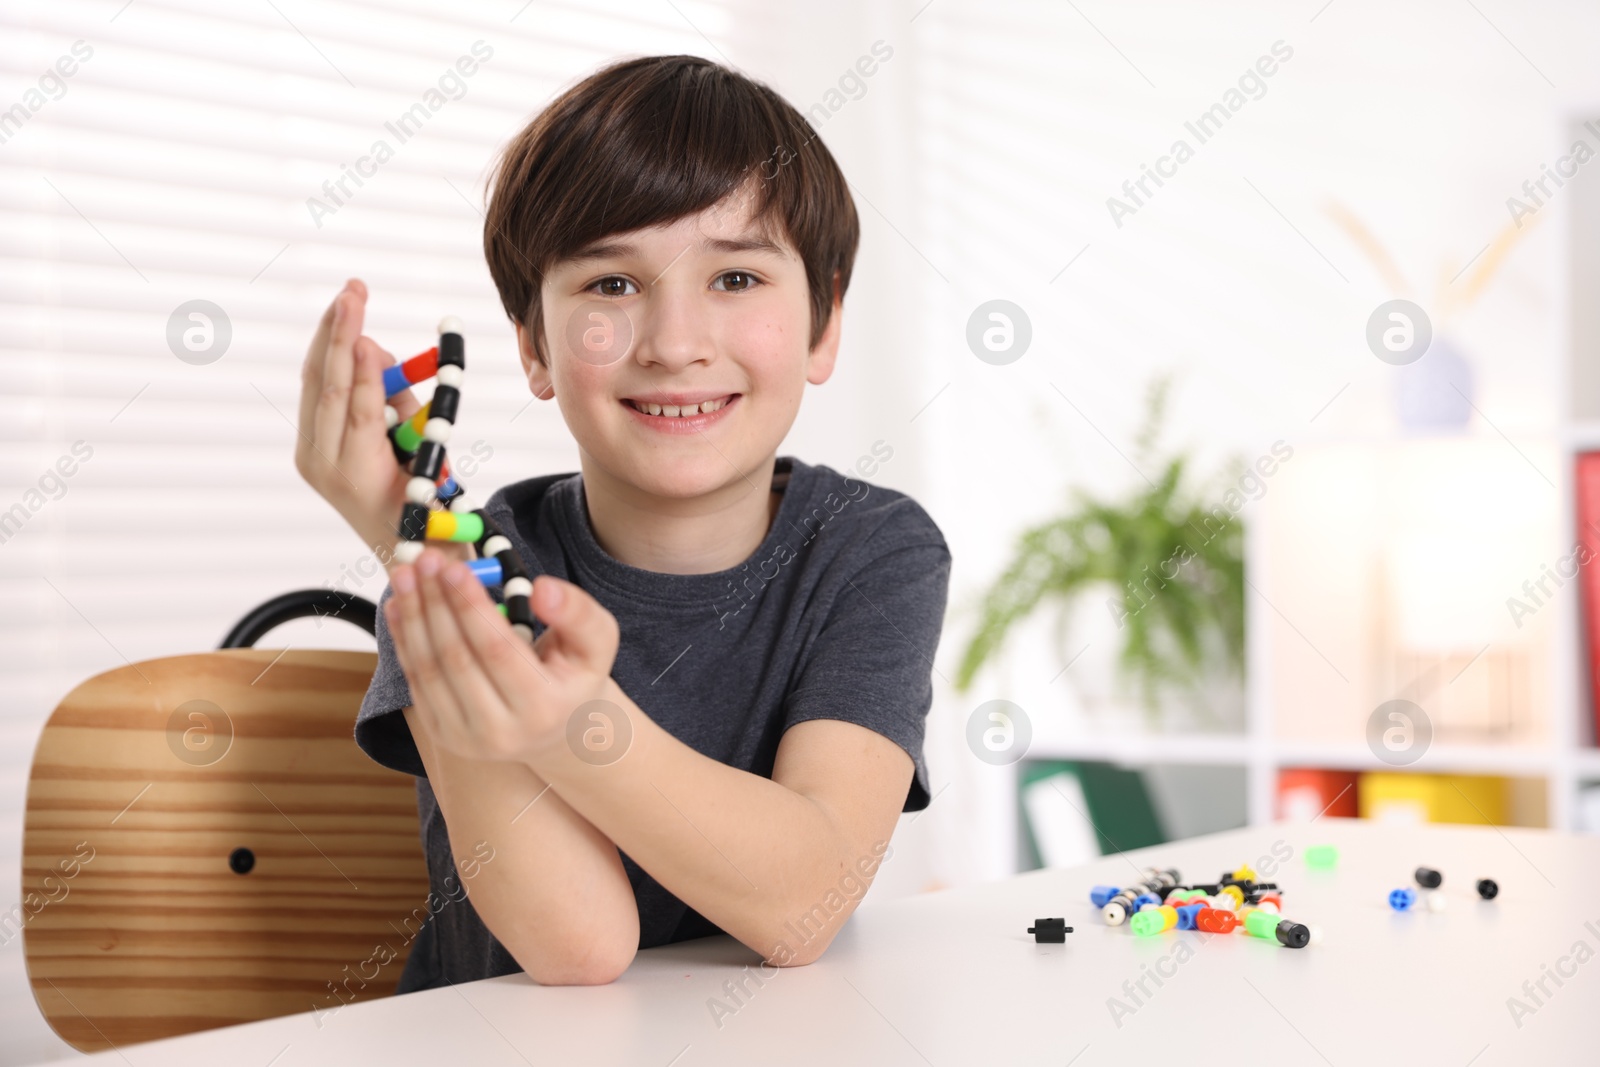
[385,547,620,765]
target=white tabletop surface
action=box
[27,819,1599,1066]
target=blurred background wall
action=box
[6,0,1600,1060]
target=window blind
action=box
[0,3,732,1057]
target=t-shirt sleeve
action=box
[354,583,426,778]
[781,535,952,812]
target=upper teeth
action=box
[630,397,728,417]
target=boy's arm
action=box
[527,690,911,967]
[388,548,937,971]
[403,705,642,984]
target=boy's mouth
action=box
[621,393,738,418]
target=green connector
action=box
[1130,910,1165,937]
[1245,908,1280,939]
[393,420,422,454]
[1304,845,1338,869]
[445,512,485,544]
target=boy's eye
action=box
[590,276,637,297]
[713,271,760,293]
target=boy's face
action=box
[517,183,841,501]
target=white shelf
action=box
[1269,741,1554,775]
[1298,426,1559,450]
[1563,421,1600,451]
[1024,734,1558,776]
[1026,733,1252,765]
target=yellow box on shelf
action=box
[1358,771,1507,825]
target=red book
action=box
[1276,768,1359,821]
[1574,452,1600,745]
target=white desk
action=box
[27,820,1598,1065]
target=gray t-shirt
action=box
[355,454,951,992]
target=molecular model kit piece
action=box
[1093,868,1180,926]
[1027,918,1074,943]
[1090,865,1313,949]
[1303,845,1338,869]
[1389,867,1500,910]
[383,320,539,642]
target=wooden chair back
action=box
[20,649,429,1051]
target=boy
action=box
[295,54,950,990]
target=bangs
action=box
[532,62,793,260]
[484,55,858,364]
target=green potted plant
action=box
[954,378,1246,729]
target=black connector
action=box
[1028,918,1073,943]
[1275,919,1310,949]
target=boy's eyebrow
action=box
[563,232,790,266]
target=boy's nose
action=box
[633,291,716,371]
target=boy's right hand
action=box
[296,279,468,569]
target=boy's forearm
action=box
[525,679,885,966]
[404,707,640,983]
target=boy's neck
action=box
[576,452,784,575]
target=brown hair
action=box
[482,54,859,366]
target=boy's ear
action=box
[514,319,556,400]
[805,273,844,386]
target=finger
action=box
[384,595,441,739]
[529,617,569,665]
[416,550,517,744]
[355,335,422,424]
[300,287,350,463]
[311,283,367,464]
[438,558,549,705]
[390,560,471,743]
[349,336,418,462]
[299,279,361,441]
[526,575,619,676]
[302,287,347,425]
